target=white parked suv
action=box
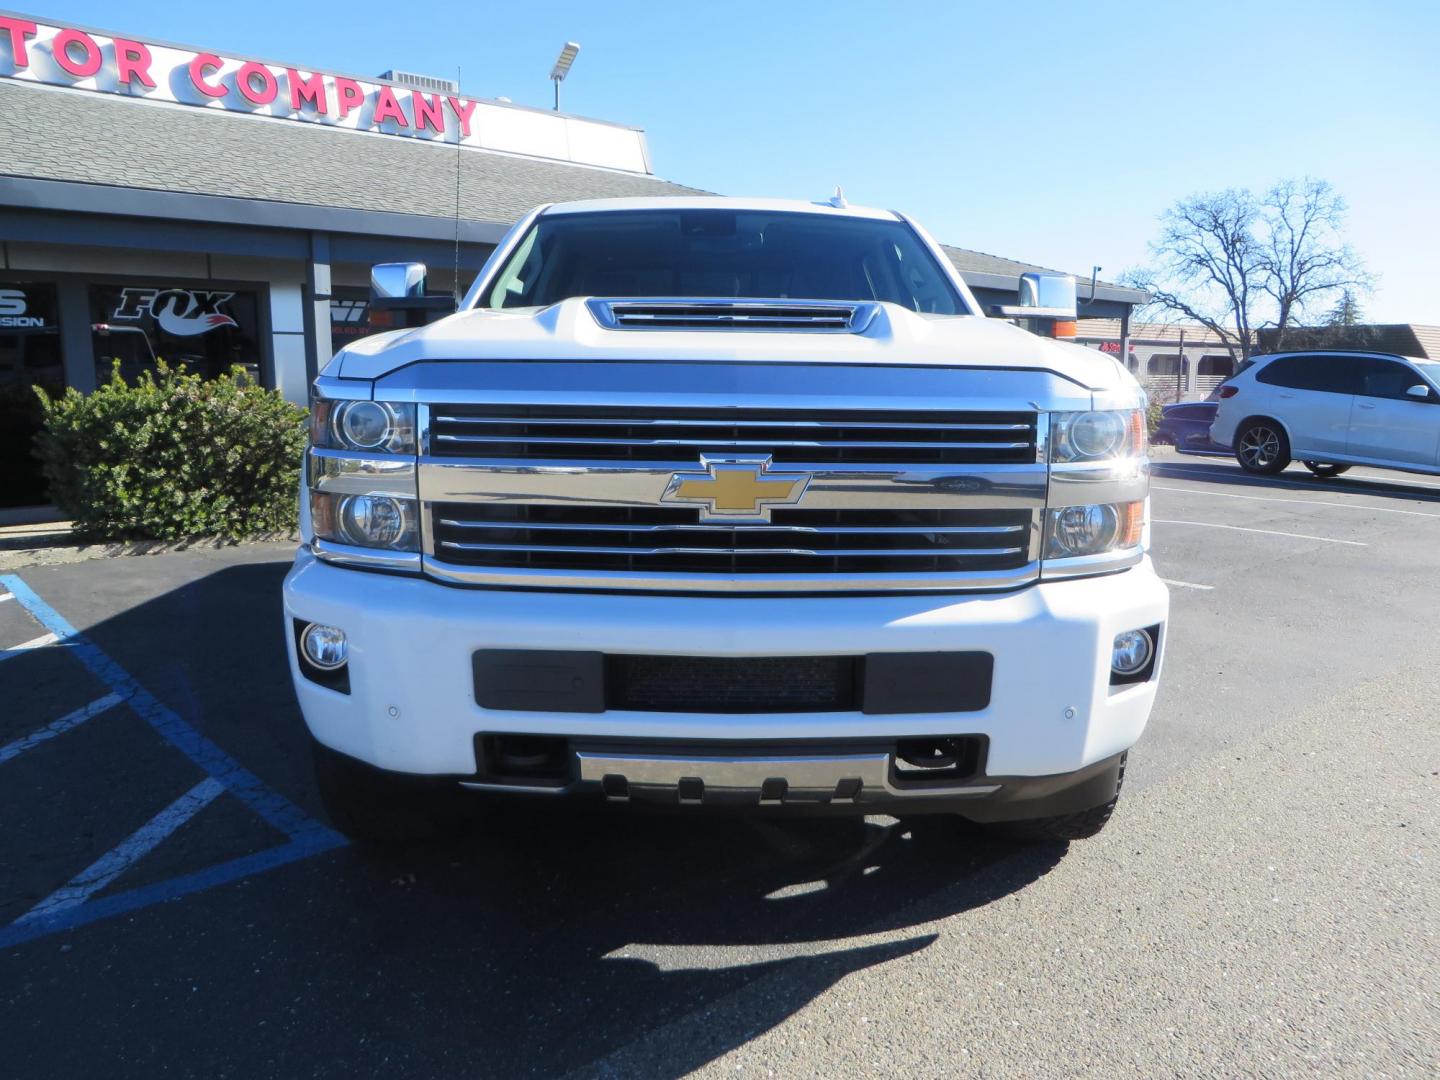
[1211,350,1440,477]
[283,197,1169,846]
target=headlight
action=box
[310,399,416,454]
[311,491,419,551]
[1045,501,1143,558]
[1050,410,1146,463]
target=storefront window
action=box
[330,287,394,345]
[0,283,64,507]
[88,283,262,384]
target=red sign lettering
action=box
[53,28,102,77]
[188,52,228,98]
[334,77,363,119]
[372,85,408,127]
[287,69,327,114]
[446,96,476,138]
[412,91,444,133]
[0,15,37,67]
[237,61,277,105]
[114,39,155,87]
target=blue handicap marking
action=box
[0,572,346,949]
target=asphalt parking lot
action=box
[2,449,1436,1079]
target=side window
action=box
[1353,357,1422,400]
[1255,355,1360,394]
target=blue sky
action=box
[33,0,1440,322]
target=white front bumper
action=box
[283,551,1169,779]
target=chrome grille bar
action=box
[435,434,1032,451]
[437,519,1026,535]
[434,415,1031,432]
[438,541,1025,558]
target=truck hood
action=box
[333,298,1134,394]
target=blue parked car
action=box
[1153,401,1226,455]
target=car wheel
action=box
[311,737,470,846]
[1302,461,1351,478]
[994,753,1127,844]
[1235,420,1291,474]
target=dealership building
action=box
[0,11,1144,509]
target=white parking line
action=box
[1154,461,1440,492]
[1153,485,1440,518]
[1161,578,1215,591]
[15,777,226,924]
[0,592,14,603]
[1152,520,1368,546]
[0,632,61,662]
[0,693,126,766]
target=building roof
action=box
[0,78,1147,314]
[941,246,1146,307]
[0,79,705,231]
[1255,324,1440,360]
[1074,319,1242,347]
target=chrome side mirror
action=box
[369,262,455,327]
[989,272,1078,320]
[1406,383,1432,399]
[371,262,428,300]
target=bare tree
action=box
[1260,179,1371,350]
[1125,178,1369,362]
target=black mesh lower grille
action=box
[607,654,857,713]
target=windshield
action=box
[483,209,969,314]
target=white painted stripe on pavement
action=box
[1152,519,1368,546]
[1153,485,1440,518]
[0,693,126,766]
[16,777,226,923]
[0,632,60,662]
[0,592,14,602]
[1154,461,1440,491]
[1161,578,1216,591]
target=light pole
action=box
[550,42,580,111]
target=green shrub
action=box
[34,362,307,541]
[1146,398,1165,436]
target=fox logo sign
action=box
[113,288,238,337]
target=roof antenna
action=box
[452,65,463,306]
[828,186,848,209]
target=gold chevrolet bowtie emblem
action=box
[662,455,810,522]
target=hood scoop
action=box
[585,298,880,333]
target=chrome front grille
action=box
[413,368,1054,593]
[431,503,1032,575]
[428,405,1038,465]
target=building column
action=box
[56,279,96,394]
[1118,307,1132,376]
[302,232,332,383]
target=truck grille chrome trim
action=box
[428,405,1039,465]
[416,397,1048,592]
[586,297,880,333]
[429,503,1033,576]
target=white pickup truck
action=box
[284,196,1168,845]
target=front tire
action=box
[311,738,468,846]
[1302,461,1351,478]
[1236,420,1291,474]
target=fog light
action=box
[301,623,348,670]
[339,494,411,548]
[1111,629,1153,676]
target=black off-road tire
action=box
[1235,420,1291,474]
[996,753,1127,844]
[1302,461,1351,478]
[312,737,468,846]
